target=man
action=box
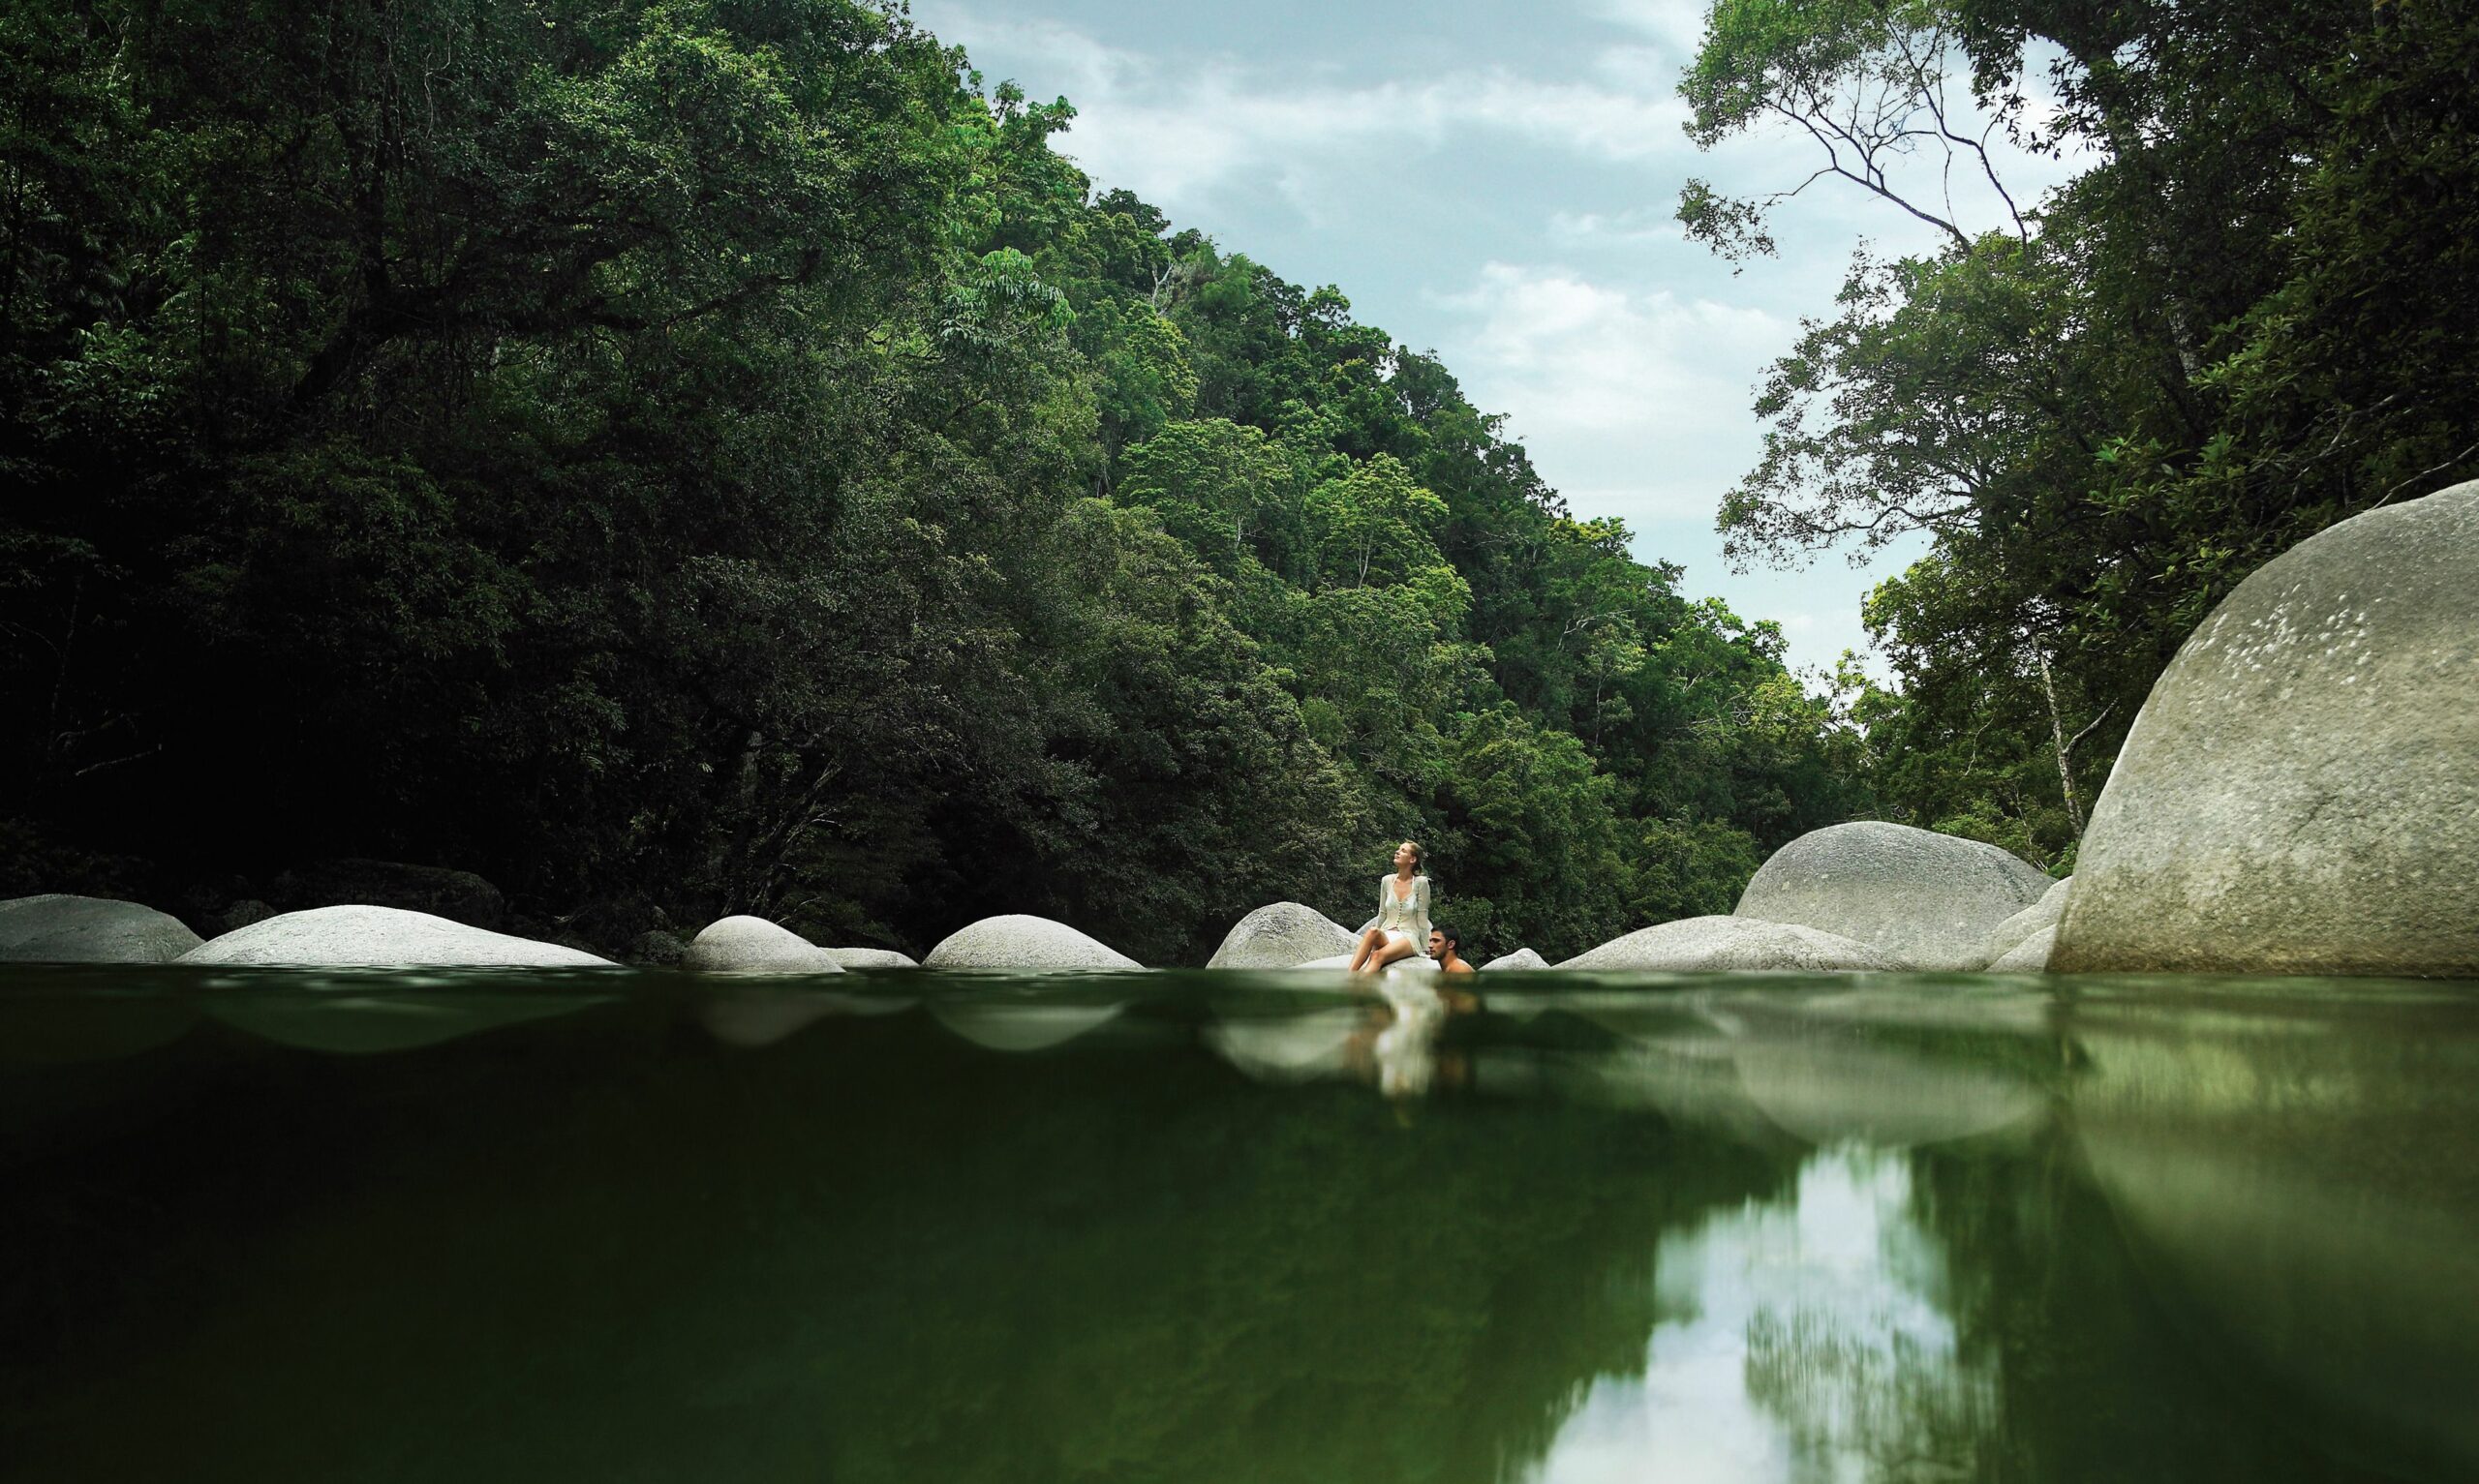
[1426,926,1475,975]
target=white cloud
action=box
[917,5,1695,216]
[1547,204,1683,246]
[1433,261,1784,445]
[1584,0,1712,62]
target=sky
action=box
[911,0,2084,679]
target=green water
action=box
[3,967,2474,1483]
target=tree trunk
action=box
[2035,648,2084,836]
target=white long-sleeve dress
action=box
[1372,873,1433,956]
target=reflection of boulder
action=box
[924,915,1140,971]
[1562,916,1892,972]
[2,1010,1786,1484]
[701,987,913,1048]
[180,906,610,967]
[1972,876,2071,968]
[1484,948,1548,972]
[203,991,604,1053]
[1207,902,1357,969]
[682,916,844,974]
[2056,480,2479,977]
[2069,999,2479,1475]
[1206,1007,1367,1083]
[0,894,201,964]
[929,998,1126,1051]
[0,991,199,1064]
[1733,822,2050,971]
[1729,1039,2045,1148]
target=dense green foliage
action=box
[0,0,1867,960]
[1682,0,2479,868]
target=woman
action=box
[1346,840,1432,976]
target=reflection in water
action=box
[2066,982,2479,1478]
[0,967,2468,1483]
[1530,1149,1993,1484]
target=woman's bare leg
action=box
[1359,934,1419,975]
[1347,927,1385,973]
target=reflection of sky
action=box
[1526,1148,1990,1483]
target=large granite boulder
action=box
[271,859,506,929]
[1733,821,2051,970]
[682,916,843,974]
[827,947,919,970]
[2055,480,2479,977]
[1483,948,1549,972]
[923,915,1140,972]
[0,894,202,963]
[1987,927,2057,973]
[179,905,610,967]
[1972,876,2072,968]
[1562,916,1894,973]
[1208,902,1358,969]
[627,930,688,967]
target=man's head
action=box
[1427,925,1459,961]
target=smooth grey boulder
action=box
[1988,926,2057,973]
[627,930,688,967]
[2055,480,2479,978]
[1484,948,1549,972]
[924,915,1140,972]
[1562,916,1895,973]
[1208,902,1358,969]
[828,947,920,970]
[682,915,843,974]
[1973,876,2072,968]
[179,905,610,967]
[1734,821,2051,971]
[0,894,202,963]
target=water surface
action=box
[4,966,2473,1482]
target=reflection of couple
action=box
[1345,840,1475,977]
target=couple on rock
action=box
[1345,841,1475,977]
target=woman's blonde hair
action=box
[1400,839,1424,868]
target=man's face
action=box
[1427,930,1448,958]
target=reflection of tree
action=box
[6,1007,1794,1483]
[1743,1309,1994,1482]
[1907,1134,2397,1483]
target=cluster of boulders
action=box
[1170,823,2064,976]
[0,895,925,973]
[5,481,2470,980]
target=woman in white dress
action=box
[1346,840,1432,976]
